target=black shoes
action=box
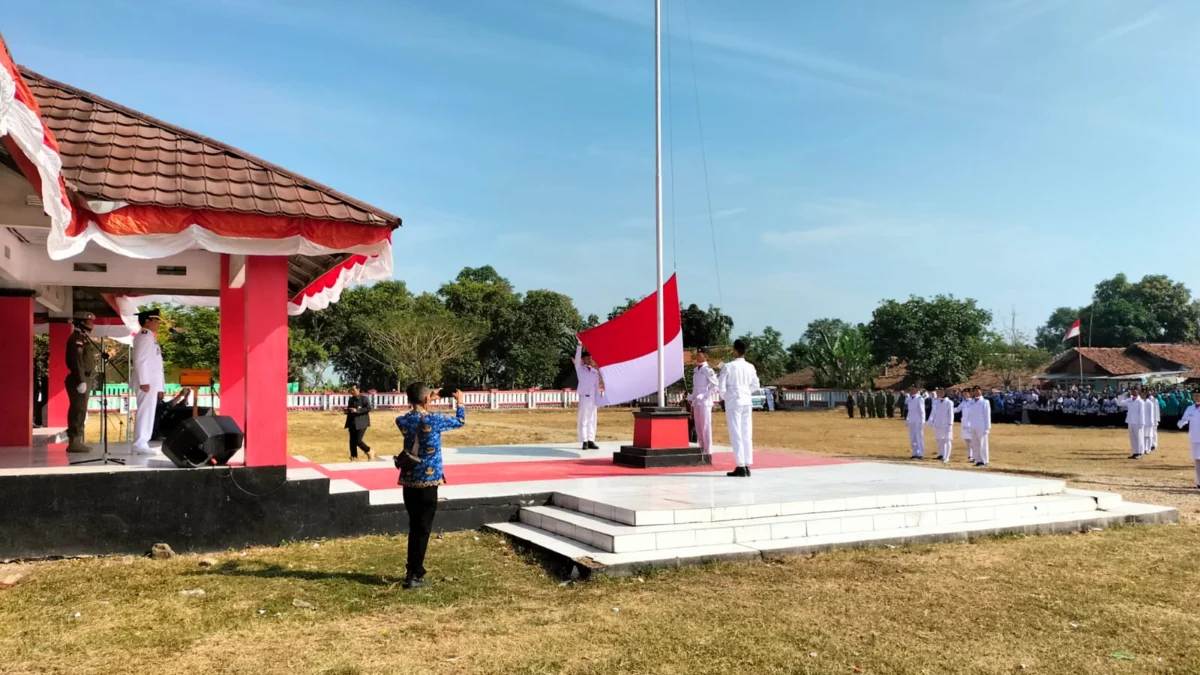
[582,442,599,450]
[1129,454,1141,460]
[402,577,430,590]
[727,466,750,477]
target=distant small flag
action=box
[1063,319,1081,341]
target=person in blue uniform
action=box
[394,383,465,590]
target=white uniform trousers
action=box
[1127,424,1145,456]
[577,397,598,443]
[132,388,159,453]
[969,428,990,465]
[934,429,952,462]
[962,427,974,461]
[726,404,754,467]
[1147,423,1158,451]
[907,422,925,458]
[693,403,714,455]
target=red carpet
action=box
[292,451,851,491]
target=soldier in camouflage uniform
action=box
[856,390,868,419]
[874,389,886,419]
[866,390,876,418]
[885,389,896,418]
[65,312,97,453]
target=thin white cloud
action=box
[1092,5,1165,47]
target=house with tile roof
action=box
[1037,343,1200,385]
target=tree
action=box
[366,307,481,386]
[983,311,1053,389]
[805,324,876,389]
[608,298,639,320]
[288,326,330,391]
[1034,273,1200,349]
[439,266,522,388]
[802,318,850,345]
[1034,307,1081,352]
[866,295,992,388]
[736,326,789,385]
[159,305,221,378]
[293,280,415,390]
[681,304,734,348]
[506,289,585,388]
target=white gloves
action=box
[76,383,88,394]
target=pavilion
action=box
[0,38,399,467]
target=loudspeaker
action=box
[161,415,244,468]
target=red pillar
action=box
[242,256,289,467]
[0,292,35,447]
[219,255,246,431]
[47,320,72,428]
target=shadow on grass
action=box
[187,560,400,586]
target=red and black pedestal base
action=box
[613,406,711,469]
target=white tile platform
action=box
[344,441,731,473]
[486,463,1178,575]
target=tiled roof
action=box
[771,368,816,388]
[20,68,400,228]
[1131,343,1200,373]
[1047,347,1153,376]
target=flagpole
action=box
[1078,328,1083,387]
[654,0,665,408]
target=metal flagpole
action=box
[1078,328,1084,386]
[654,0,665,408]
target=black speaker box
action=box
[161,415,245,468]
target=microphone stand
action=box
[71,333,128,466]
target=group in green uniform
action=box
[65,312,98,454]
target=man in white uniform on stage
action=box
[687,347,720,456]
[967,387,993,466]
[904,387,927,459]
[927,388,955,463]
[718,339,760,477]
[131,309,165,455]
[573,342,602,450]
[1116,389,1145,460]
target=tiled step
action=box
[551,479,1067,526]
[522,493,1105,553]
[488,500,1177,575]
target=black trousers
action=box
[403,486,439,579]
[348,427,371,458]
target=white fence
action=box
[88,388,850,412]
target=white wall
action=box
[1,236,220,291]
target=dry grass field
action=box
[21,409,1200,674]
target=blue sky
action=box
[7,0,1200,343]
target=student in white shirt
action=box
[717,339,760,477]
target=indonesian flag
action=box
[0,36,72,238]
[1063,319,1081,341]
[578,274,684,406]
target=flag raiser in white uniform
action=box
[718,357,759,470]
[688,359,719,455]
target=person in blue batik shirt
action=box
[394,382,465,589]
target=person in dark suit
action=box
[344,385,373,460]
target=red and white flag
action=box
[578,274,684,406]
[1063,319,1081,341]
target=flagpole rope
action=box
[683,0,724,307]
[665,0,678,273]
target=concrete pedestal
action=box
[612,406,711,468]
